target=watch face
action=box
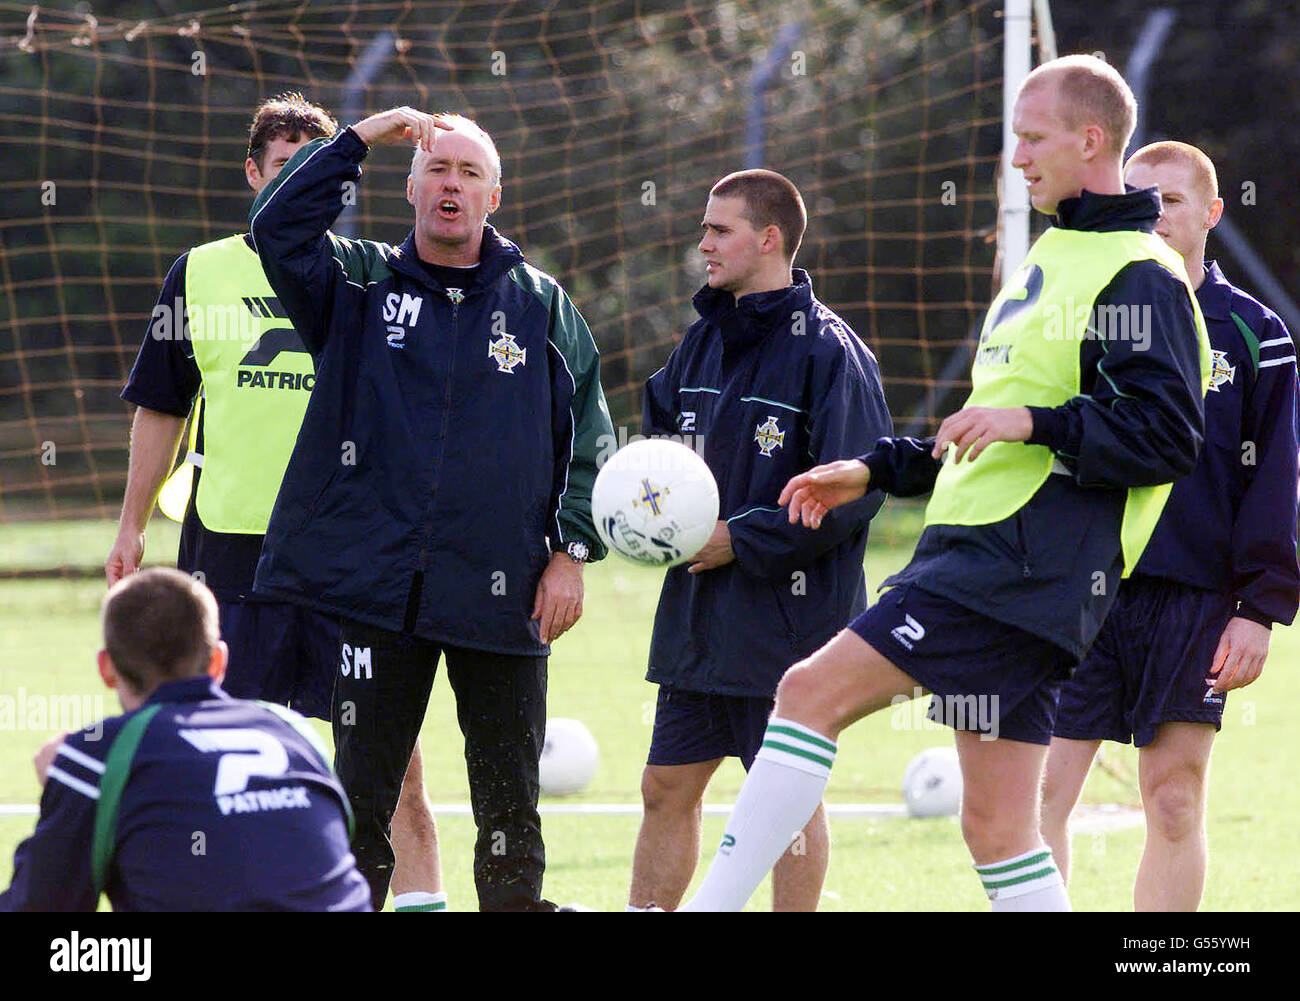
[568,542,589,562]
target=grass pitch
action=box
[1,501,1296,910]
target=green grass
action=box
[1,499,1296,910]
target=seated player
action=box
[1041,141,1299,910]
[677,54,1210,912]
[0,568,371,911]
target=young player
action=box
[1041,141,1300,911]
[108,93,445,913]
[678,54,1211,912]
[247,108,613,911]
[0,568,370,911]
[627,170,892,911]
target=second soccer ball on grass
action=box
[539,718,600,796]
[902,746,963,818]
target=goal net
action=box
[0,0,1005,567]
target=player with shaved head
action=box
[1042,140,1299,911]
[678,54,1211,912]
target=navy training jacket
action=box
[643,272,893,698]
[0,678,370,912]
[247,129,614,655]
[1134,260,1300,627]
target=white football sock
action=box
[393,890,447,912]
[679,718,836,912]
[976,847,1071,912]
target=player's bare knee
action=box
[773,660,824,723]
[960,799,1029,861]
[640,766,700,816]
[1142,771,1204,840]
[1039,776,1075,828]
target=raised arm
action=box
[248,109,446,352]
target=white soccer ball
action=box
[591,439,720,568]
[902,746,963,818]
[539,718,600,796]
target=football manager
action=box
[247,107,613,911]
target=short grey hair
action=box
[410,113,502,185]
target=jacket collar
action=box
[1053,185,1160,234]
[386,224,525,292]
[1195,260,1234,321]
[692,268,815,346]
[142,676,231,707]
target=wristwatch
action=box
[565,541,590,564]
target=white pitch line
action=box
[0,803,905,818]
[1,802,1144,831]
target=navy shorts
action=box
[1055,576,1235,748]
[647,686,775,770]
[848,584,1075,745]
[218,599,340,721]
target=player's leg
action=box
[958,731,1069,911]
[299,607,446,911]
[630,686,736,909]
[1041,596,1130,886]
[444,645,549,912]
[726,689,830,912]
[771,801,829,912]
[1135,721,1215,911]
[390,740,446,911]
[1125,581,1234,911]
[332,621,437,911]
[679,628,919,911]
[629,758,722,909]
[1039,737,1102,883]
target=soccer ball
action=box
[539,718,600,796]
[591,439,719,568]
[902,746,963,818]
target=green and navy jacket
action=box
[248,128,613,654]
[643,273,893,697]
[1135,260,1300,627]
[861,187,1210,659]
[0,678,370,912]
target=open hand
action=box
[778,459,871,529]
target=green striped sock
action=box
[756,719,837,776]
[974,847,1068,910]
[394,891,448,912]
